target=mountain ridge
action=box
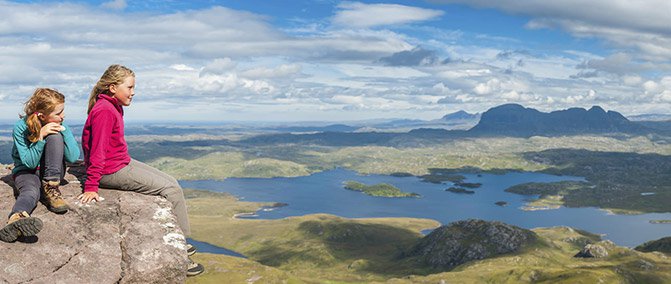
[468,103,650,137]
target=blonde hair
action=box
[87,64,135,114]
[23,88,65,143]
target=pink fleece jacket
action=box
[82,94,131,192]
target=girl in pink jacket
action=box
[79,64,203,276]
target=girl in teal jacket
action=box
[0,88,80,242]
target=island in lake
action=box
[454,182,482,188]
[344,181,419,198]
[446,187,475,194]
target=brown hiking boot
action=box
[42,180,69,213]
[0,211,43,242]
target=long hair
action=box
[23,88,65,143]
[87,64,135,114]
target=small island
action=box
[649,220,671,224]
[344,181,420,198]
[454,182,482,189]
[446,187,475,194]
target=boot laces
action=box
[45,183,63,198]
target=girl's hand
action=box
[39,122,64,140]
[78,192,101,204]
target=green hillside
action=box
[185,189,671,283]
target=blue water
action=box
[187,238,246,258]
[180,168,671,247]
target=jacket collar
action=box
[98,94,124,116]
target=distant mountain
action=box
[368,111,480,131]
[628,114,671,122]
[440,110,479,121]
[469,104,650,137]
[265,124,358,133]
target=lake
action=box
[180,168,671,247]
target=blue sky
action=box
[0,0,669,122]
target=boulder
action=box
[0,164,188,283]
[574,241,613,258]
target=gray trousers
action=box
[12,134,66,216]
[99,159,191,235]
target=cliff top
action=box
[0,164,188,283]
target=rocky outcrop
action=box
[574,241,614,258]
[0,164,188,283]
[406,219,537,270]
[636,237,671,254]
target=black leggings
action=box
[11,134,66,217]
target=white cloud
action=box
[473,78,501,95]
[431,0,671,61]
[335,64,430,79]
[201,58,237,76]
[0,1,668,121]
[332,2,443,28]
[170,64,196,72]
[643,80,660,93]
[622,75,642,86]
[240,64,302,79]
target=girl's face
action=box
[110,76,135,106]
[40,103,65,124]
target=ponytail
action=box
[22,88,65,143]
[25,113,42,143]
[88,64,135,114]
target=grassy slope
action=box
[153,152,312,180]
[185,189,671,283]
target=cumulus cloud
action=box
[200,58,237,76]
[570,70,599,79]
[0,1,668,121]
[576,53,638,75]
[332,2,444,28]
[378,47,446,66]
[240,64,302,79]
[430,0,671,61]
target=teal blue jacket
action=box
[11,118,81,175]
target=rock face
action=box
[0,164,188,283]
[406,219,537,270]
[574,242,612,258]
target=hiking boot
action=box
[42,180,69,213]
[187,243,197,256]
[0,211,43,243]
[187,258,204,277]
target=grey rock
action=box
[406,219,537,270]
[0,164,188,283]
[575,243,610,258]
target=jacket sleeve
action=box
[13,122,46,169]
[83,111,116,193]
[61,123,81,163]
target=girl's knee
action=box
[19,186,40,201]
[44,133,64,143]
[162,186,185,200]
